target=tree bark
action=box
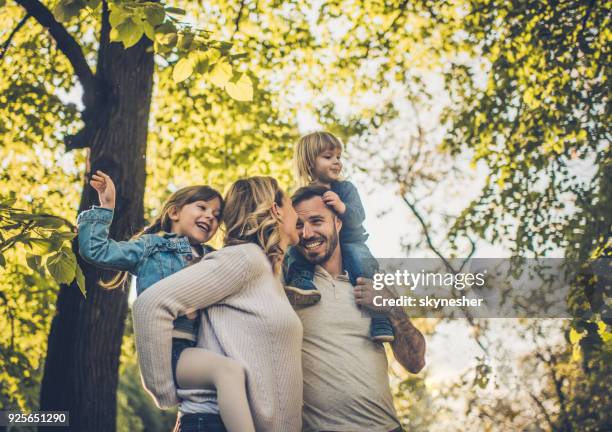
[39,24,154,432]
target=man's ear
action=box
[334,215,342,232]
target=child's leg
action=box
[283,246,321,306]
[342,242,394,343]
[176,348,255,432]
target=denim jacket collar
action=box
[157,232,213,256]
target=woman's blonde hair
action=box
[222,176,286,274]
[294,131,344,186]
[100,185,223,289]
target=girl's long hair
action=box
[100,185,223,290]
[294,131,344,186]
[222,176,285,274]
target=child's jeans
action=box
[285,242,394,340]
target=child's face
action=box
[313,147,342,184]
[170,197,222,245]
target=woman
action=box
[133,176,303,432]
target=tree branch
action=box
[14,0,97,98]
[232,0,247,40]
[0,13,31,60]
[529,392,555,430]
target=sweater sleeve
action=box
[132,244,255,409]
[337,181,366,229]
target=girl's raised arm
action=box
[77,207,146,272]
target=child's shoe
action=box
[370,316,395,343]
[285,276,321,306]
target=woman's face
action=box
[276,191,299,248]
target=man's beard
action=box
[300,227,339,265]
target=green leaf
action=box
[164,7,186,15]
[145,6,165,27]
[28,238,56,255]
[54,231,77,242]
[209,61,232,88]
[110,27,121,42]
[194,58,209,74]
[143,22,156,41]
[32,215,66,229]
[75,264,87,297]
[172,58,194,83]
[46,247,77,285]
[0,254,5,268]
[10,212,38,221]
[118,19,144,49]
[225,73,253,101]
[83,0,100,9]
[52,0,83,22]
[26,254,44,275]
[0,197,16,208]
[156,32,178,48]
[178,33,194,51]
[109,6,127,27]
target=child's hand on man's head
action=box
[90,170,116,210]
[322,191,346,214]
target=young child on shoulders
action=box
[285,131,394,343]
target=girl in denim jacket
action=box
[285,131,395,343]
[78,171,255,432]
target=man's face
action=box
[294,196,342,265]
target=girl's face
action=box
[274,192,300,249]
[313,146,343,184]
[170,197,222,245]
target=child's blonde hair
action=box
[294,131,344,186]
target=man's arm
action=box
[388,307,426,373]
[354,277,426,373]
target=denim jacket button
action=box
[186,254,193,261]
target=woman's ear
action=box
[271,202,283,222]
[168,205,180,222]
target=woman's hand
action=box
[90,170,116,209]
[322,191,346,215]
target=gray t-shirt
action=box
[295,266,401,432]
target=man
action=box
[291,185,426,432]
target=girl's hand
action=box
[322,191,346,215]
[90,170,116,209]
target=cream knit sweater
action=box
[133,243,303,431]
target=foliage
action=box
[1,0,609,429]
[51,0,253,99]
[438,0,610,257]
[1,198,85,296]
[0,258,56,411]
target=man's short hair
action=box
[291,185,339,217]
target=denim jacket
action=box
[331,180,368,244]
[77,206,213,335]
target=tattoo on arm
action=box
[388,307,426,374]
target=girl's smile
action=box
[170,198,222,244]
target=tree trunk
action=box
[39,23,154,432]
